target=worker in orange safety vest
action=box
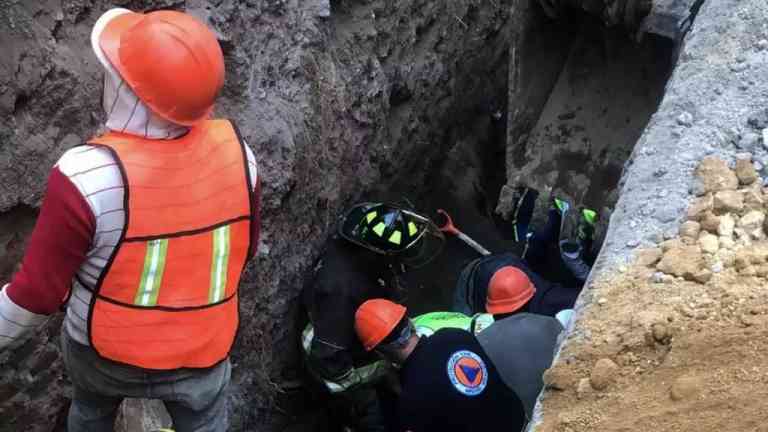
[0,8,260,432]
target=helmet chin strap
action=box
[101,69,188,139]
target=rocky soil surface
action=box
[0,0,513,430]
[531,1,768,429]
[593,0,768,269]
[537,157,768,431]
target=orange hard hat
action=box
[97,9,225,126]
[485,266,536,315]
[355,299,407,351]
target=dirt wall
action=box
[0,1,514,430]
[508,17,673,213]
[506,0,578,169]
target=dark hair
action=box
[493,300,531,321]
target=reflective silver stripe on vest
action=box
[209,225,231,303]
[301,324,388,393]
[135,239,169,306]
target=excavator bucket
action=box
[639,0,704,40]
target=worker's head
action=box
[91,8,225,138]
[486,266,536,317]
[339,202,444,268]
[355,299,419,364]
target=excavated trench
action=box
[284,8,675,431]
[394,13,674,314]
[0,2,682,431]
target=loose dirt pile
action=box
[537,156,768,431]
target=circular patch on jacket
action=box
[446,350,488,396]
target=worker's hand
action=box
[340,367,364,391]
[0,284,47,354]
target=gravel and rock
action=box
[669,376,701,401]
[687,195,714,221]
[636,248,662,267]
[582,0,768,272]
[735,159,758,184]
[679,221,700,239]
[589,358,619,391]
[653,157,768,280]
[713,190,743,213]
[697,233,719,254]
[699,212,721,233]
[738,211,766,239]
[718,214,736,237]
[534,1,768,430]
[694,157,739,194]
[656,245,704,280]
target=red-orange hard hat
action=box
[98,10,225,126]
[355,299,407,351]
[485,266,536,315]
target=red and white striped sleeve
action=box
[0,165,96,350]
[244,144,261,255]
[6,167,96,314]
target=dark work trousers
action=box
[525,209,592,285]
[61,329,230,432]
[524,209,561,271]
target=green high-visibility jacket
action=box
[412,311,494,337]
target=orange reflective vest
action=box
[86,119,254,370]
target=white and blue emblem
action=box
[446,350,488,396]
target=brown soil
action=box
[538,242,768,431]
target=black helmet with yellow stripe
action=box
[339,202,445,268]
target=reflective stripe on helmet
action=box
[389,230,402,245]
[338,202,444,262]
[373,222,386,237]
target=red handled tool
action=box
[436,209,491,256]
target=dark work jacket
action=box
[302,236,406,382]
[453,253,580,318]
[476,313,562,417]
[397,328,527,432]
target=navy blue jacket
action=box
[453,253,580,317]
[398,328,526,432]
